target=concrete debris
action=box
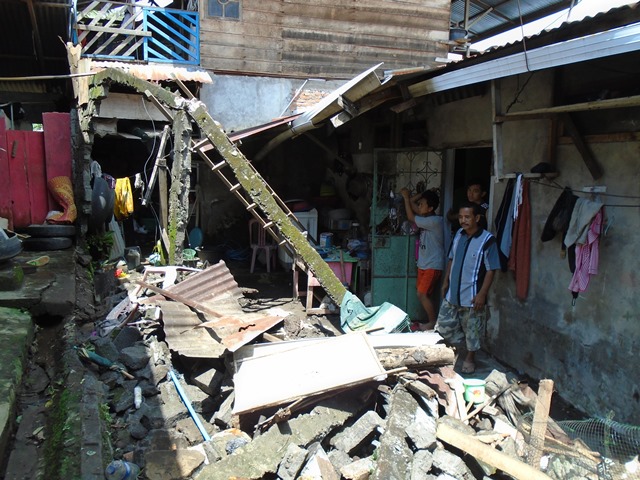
[76,265,587,480]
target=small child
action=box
[400,188,445,330]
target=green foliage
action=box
[86,232,114,261]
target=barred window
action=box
[208,0,240,19]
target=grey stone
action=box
[129,420,149,440]
[212,391,234,428]
[143,428,189,451]
[192,367,224,396]
[99,370,122,389]
[327,449,352,471]
[182,382,210,412]
[175,416,215,445]
[340,456,375,480]
[93,337,120,362]
[330,410,384,454]
[432,447,474,480]
[277,443,308,480]
[157,381,190,427]
[209,428,252,458]
[406,407,437,450]
[111,386,134,413]
[24,364,49,393]
[137,399,171,430]
[371,385,418,480]
[119,345,149,370]
[299,443,340,480]
[411,449,434,480]
[193,393,363,480]
[144,449,206,480]
[113,326,142,350]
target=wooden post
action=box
[437,423,552,480]
[527,379,554,468]
[168,110,192,265]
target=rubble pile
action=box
[78,263,620,480]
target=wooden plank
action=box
[0,119,12,228]
[437,423,553,480]
[25,131,48,225]
[96,92,168,122]
[232,332,387,414]
[6,131,31,228]
[76,24,152,37]
[526,379,554,468]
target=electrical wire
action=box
[529,178,640,207]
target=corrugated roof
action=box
[450,0,574,43]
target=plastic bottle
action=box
[105,460,140,480]
[134,386,142,409]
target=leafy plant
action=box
[86,232,114,261]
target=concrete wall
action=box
[425,70,640,422]
[200,74,344,132]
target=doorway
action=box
[443,147,492,248]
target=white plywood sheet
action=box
[232,332,387,414]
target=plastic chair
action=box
[249,218,277,273]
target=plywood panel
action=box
[232,332,386,414]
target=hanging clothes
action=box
[114,177,134,220]
[494,178,516,272]
[508,179,531,301]
[569,208,604,295]
[564,197,604,248]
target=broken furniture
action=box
[249,218,277,273]
[293,249,358,315]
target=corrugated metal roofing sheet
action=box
[450,0,574,42]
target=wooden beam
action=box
[24,0,45,74]
[76,24,152,37]
[561,113,603,180]
[437,422,552,480]
[526,379,554,468]
[491,79,504,179]
[498,94,640,121]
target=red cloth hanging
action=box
[508,179,531,300]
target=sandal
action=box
[461,361,476,374]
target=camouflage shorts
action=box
[435,299,486,351]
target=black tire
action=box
[23,237,73,251]
[23,224,76,238]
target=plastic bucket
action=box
[462,379,486,404]
[319,232,333,248]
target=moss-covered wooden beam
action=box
[91,68,347,304]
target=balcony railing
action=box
[73,1,199,65]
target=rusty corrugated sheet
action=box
[165,261,242,302]
[90,60,213,84]
[156,299,227,359]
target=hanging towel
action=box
[569,208,603,294]
[564,197,604,247]
[494,178,515,271]
[114,177,134,220]
[508,179,531,301]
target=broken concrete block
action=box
[144,449,205,480]
[410,449,434,480]
[327,449,352,472]
[119,345,150,370]
[193,393,363,480]
[276,443,308,480]
[192,367,224,396]
[113,326,142,350]
[298,443,340,480]
[371,385,418,480]
[212,391,234,428]
[340,456,375,480]
[330,410,384,454]
[406,406,437,450]
[431,447,475,480]
[210,428,252,456]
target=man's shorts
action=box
[435,299,486,351]
[417,268,441,295]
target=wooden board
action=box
[232,332,387,414]
[0,120,12,228]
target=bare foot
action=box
[421,322,436,331]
